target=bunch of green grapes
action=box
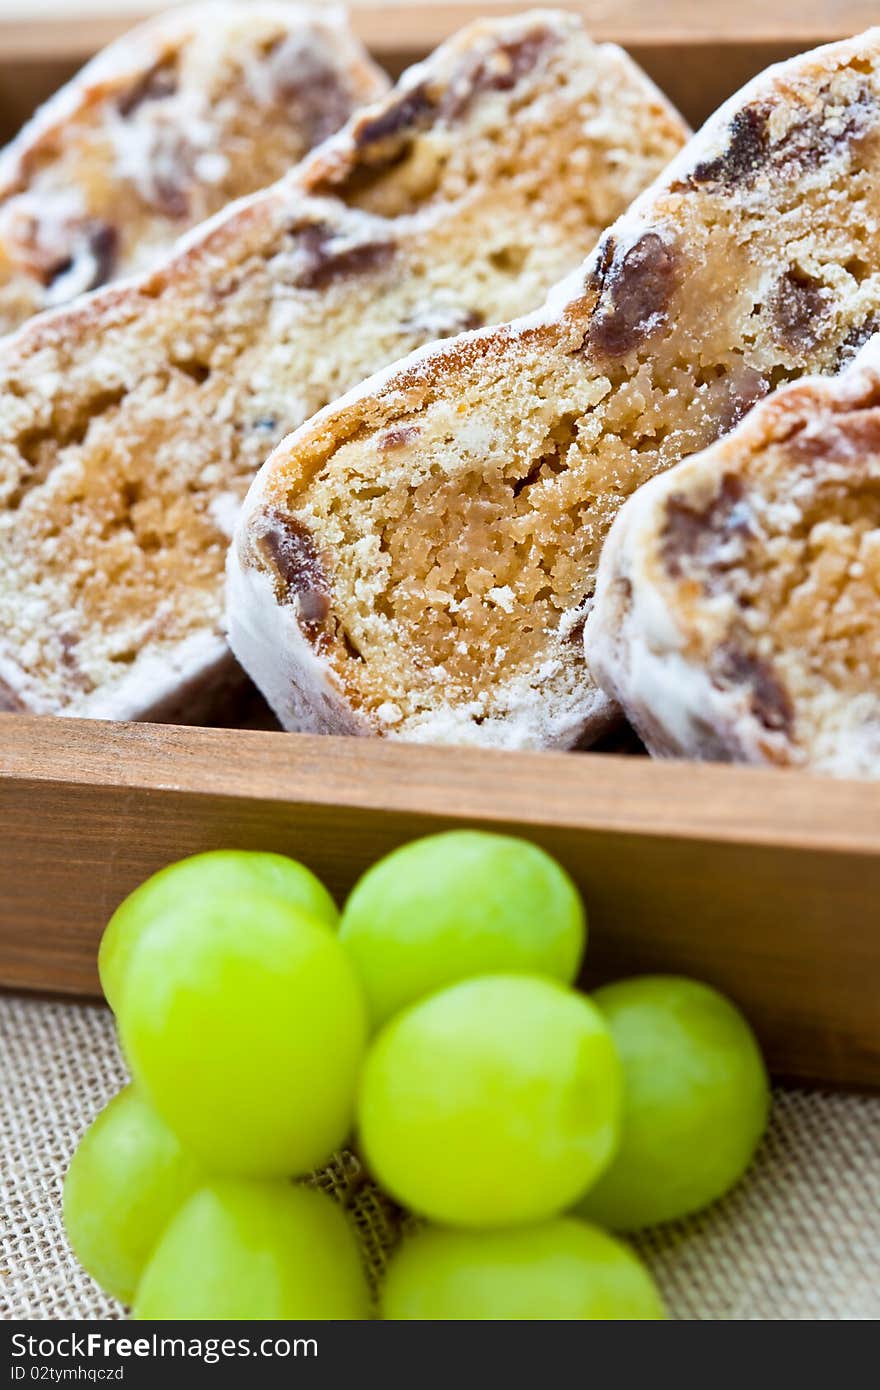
[64,833,769,1320]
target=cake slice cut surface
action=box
[587,336,880,777]
[0,3,389,335]
[0,9,687,719]
[229,28,880,748]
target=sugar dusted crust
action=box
[0,9,688,720]
[0,3,388,334]
[231,27,880,749]
[588,335,880,777]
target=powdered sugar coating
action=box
[0,9,687,722]
[0,3,388,334]
[227,527,617,747]
[226,550,371,736]
[588,335,880,777]
[230,26,880,750]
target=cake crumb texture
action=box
[0,3,389,335]
[232,28,880,748]
[0,9,688,719]
[588,335,880,777]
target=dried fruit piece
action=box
[231,32,880,749]
[0,4,388,333]
[589,336,880,775]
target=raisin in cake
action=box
[587,336,880,777]
[0,10,687,719]
[0,3,388,335]
[229,28,880,749]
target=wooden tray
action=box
[3,715,879,1088]
[1,3,879,1089]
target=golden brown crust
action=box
[1,7,385,195]
[0,3,388,333]
[0,10,687,720]
[588,338,880,775]
[231,27,880,749]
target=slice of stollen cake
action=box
[0,10,686,719]
[588,335,880,778]
[0,3,388,335]
[229,28,880,748]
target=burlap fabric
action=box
[2,992,878,1321]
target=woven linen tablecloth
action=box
[2,991,879,1321]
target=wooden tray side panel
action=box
[0,6,878,1087]
[2,767,878,1087]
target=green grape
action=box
[62,1085,204,1303]
[134,1180,369,1320]
[99,850,338,1012]
[577,976,770,1231]
[340,831,586,1027]
[381,1218,665,1320]
[117,893,366,1177]
[358,975,621,1226]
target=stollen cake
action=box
[0,3,388,335]
[0,10,687,719]
[229,28,880,749]
[587,336,880,778]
